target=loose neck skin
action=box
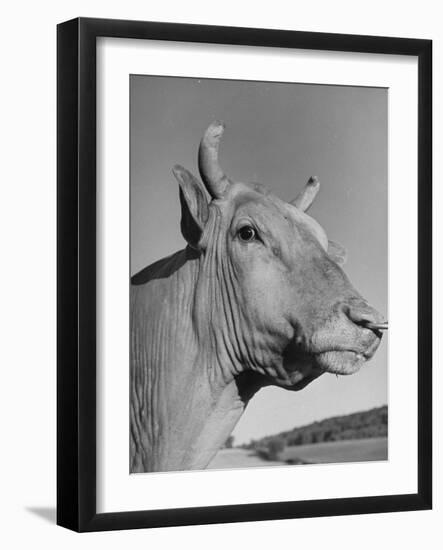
[130,248,266,473]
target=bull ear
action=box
[328,240,347,266]
[172,165,209,249]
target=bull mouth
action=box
[313,337,381,375]
[270,349,366,390]
[314,349,367,375]
[276,332,382,389]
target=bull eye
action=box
[238,225,256,242]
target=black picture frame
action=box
[57,17,432,532]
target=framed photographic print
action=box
[57,17,432,532]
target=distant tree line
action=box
[243,405,388,451]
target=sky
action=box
[130,75,388,445]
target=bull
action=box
[130,121,387,473]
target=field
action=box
[208,437,387,470]
[281,437,387,464]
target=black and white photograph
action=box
[0,2,436,544]
[130,75,388,474]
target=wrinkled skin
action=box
[130,122,385,473]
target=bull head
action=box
[173,121,387,389]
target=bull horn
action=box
[290,176,320,212]
[198,121,230,199]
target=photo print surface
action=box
[130,75,388,474]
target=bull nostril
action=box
[342,303,388,331]
[347,307,375,326]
